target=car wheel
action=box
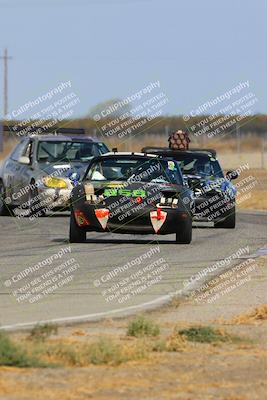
[0,181,11,216]
[69,209,86,243]
[176,217,192,244]
[214,209,236,229]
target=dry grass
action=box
[237,190,267,210]
[0,320,264,400]
[107,134,265,154]
[0,138,18,160]
[227,304,267,325]
[235,168,267,210]
[22,336,148,367]
[1,290,267,400]
[0,319,245,370]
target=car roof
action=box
[88,152,185,165]
[25,135,102,143]
[102,151,158,158]
[141,147,217,158]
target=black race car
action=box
[69,152,194,243]
[142,147,238,228]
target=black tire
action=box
[0,181,11,216]
[176,217,192,244]
[69,209,86,243]
[214,208,236,229]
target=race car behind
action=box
[142,146,238,228]
[0,131,109,217]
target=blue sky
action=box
[0,0,266,118]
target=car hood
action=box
[183,174,236,196]
[82,181,188,204]
[39,162,88,180]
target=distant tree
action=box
[88,99,132,120]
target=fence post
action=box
[0,120,3,153]
[261,132,266,169]
[165,125,169,137]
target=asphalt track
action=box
[0,210,266,330]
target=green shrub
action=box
[179,326,232,343]
[28,323,58,342]
[0,331,41,367]
[86,337,125,365]
[127,315,160,338]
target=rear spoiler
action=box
[189,148,217,157]
[142,146,217,157]
[3,125,85,135]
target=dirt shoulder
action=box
[1,256,267,400]
[235,168,267,210]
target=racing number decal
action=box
[104,189,146,198]
[104,188,117,197]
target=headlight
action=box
[43,177,68,189]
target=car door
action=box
[7,138,31,206]
[18,139,36,205]
[2,139,27,204]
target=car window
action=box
[173,154,224,178]
[86,158,183,185]
[37,141,108,163]
[10,139,30,162]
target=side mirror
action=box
[226,170,239,180]
[18,156,30,165]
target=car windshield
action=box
[171,154,224,178]
[86,157,183,185]
[37,140,109,163]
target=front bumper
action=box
[74,203,191,235]
[193,193,235,222]
[37,187,72,210]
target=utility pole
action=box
[236,122,240,160]
[1,48,12,117]
[0,48,12,152]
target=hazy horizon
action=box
[0,0,266,119]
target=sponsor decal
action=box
[150,209,167,233]
[95,208,110,229]
[167,161,175,170]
